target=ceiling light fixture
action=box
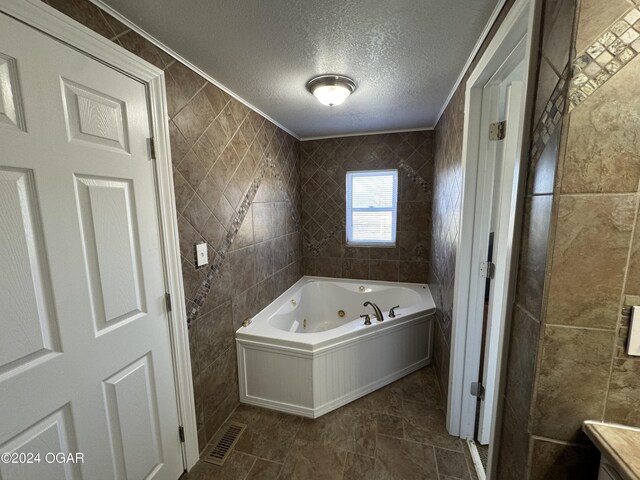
[306,74,357,107]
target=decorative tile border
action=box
[398,160,430,193]
[569,6,640,110]
[186,155,300,324]
[302,162,430,255]
[304,228,341,256]
[530,64,570,164]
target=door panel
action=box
[61,78,130,153]
[0,167,59,375]
[0,405,80,480]
[0,51,26,131]
[103,355,163,480]
[0,11,183,479]
[75,175,146,331]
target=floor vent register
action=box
[203,421,247,466]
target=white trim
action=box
[433,0,509,127]
[301,126,434,142]
[0,0,199,470]
[87,0,300,141]
[148,71,200,471]
[467,439,488,480]
[447,0,538,478]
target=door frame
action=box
[0,0,199,470]
[446,0,539,475]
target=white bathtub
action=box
[235,276,435,418]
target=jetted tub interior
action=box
[236,276,435,418]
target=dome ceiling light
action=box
[306,74,357,107]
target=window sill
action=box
[346,242,396,248]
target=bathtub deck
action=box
[186,365,478,480]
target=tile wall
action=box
[526,0,640,477]
[300,132,434,283]
[41,0,304,451]
[496,0,576,477]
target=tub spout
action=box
[363,301,384,322]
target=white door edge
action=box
[0,0,199,471]
[478,75,525,445]
[447,0,539,477]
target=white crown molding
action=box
[433,0,509,128]
[302,126,434,142]
[88,0,302,140]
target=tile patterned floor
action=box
[186,366,478,480]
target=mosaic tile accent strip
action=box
[186,156,300,324]
[305,228,342,256]
[569,6,640,110]
[398,160,431,193]
[530,64,570,164]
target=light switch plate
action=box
[195,242,208,268]
[629,306,640,356]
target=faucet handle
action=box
[389,305,400,318]
[360,314,371,326]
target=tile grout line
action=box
[543,323,617,333]
[433,444,441,479]
[556,192,639,198]
[528,434,596,448]
[239,455,258,480]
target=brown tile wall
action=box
[526,0,640,477]
[497,0,577,477]
[300,133,433,283]
[41,0,304,452]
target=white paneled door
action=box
[0,12,184,480]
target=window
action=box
[346,170,398,246]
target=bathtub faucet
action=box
[363,301,384,322]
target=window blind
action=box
[346,170,398,246]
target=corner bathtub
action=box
[235,276,435,418]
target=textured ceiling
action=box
[99,0,501,139]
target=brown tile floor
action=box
[186,366,478,480]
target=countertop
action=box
[583,420,640,480]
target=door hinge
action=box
[480,261,495,279]
[489,121,506,141]
[148,137,156,160]
[471,382,485,400]
[165,293,172,312]
[178,425,185,443]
